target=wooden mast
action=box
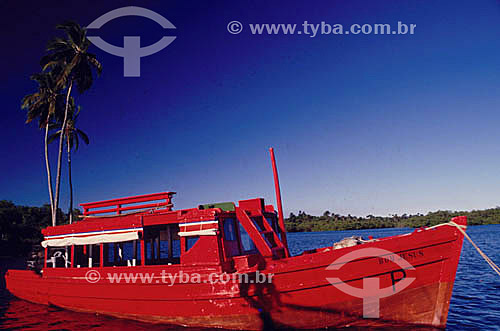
[269,147,289,256]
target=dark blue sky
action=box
[1,0,499,216]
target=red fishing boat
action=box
[5,149,466,330]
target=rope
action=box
[430,221,500,277]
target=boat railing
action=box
[80,191,176,216]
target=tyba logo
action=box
[326,247,416,318]
[87,6,176,77]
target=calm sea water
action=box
[1,225,499,330]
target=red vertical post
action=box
[100,243,104,267]
[140,216,146,265]
[44,247,48,269]
[269,148,289,256]
[141,238,146,266]
[71,246,75,268]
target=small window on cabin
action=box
[239,224,258,254]
[144,224,180,265]
[186,236,200,251]
[223,218,237,241]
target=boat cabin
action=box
[40,192,289,272]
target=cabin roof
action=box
[41,206,230,237]
[41,193,276,239]
[41,192,236,237]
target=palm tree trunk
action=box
[67,136,73,224]
[45,120,56,226]
[54,80,73,225]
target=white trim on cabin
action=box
[179,220,219,227]
[44,227,143,239]
[178,229,217,237]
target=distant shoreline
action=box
[285,208,500,232]
[285,222,497,233]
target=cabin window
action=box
[239,224,258,254]
[144,224,180,265]
[223,218,241,257]
[186,236,200,251]
[223,218,237,241]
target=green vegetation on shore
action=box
[2,200,500,256]
[0,201,77,256]
[285,208,500,232]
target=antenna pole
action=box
[269,147,289,256]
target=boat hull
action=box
[5,218,466,330]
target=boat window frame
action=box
[142,224,181,266]
[221,216,242,257]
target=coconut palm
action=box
[41,21,102,224]
[21,71,65,226]
[49,99,89,224]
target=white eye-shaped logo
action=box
[326,247,416,319]
[87,6,176,77]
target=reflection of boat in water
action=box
[5,149,466,329]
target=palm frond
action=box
[47,131,60,144]
[56,21,82,46]
[76,129,89,145]
[86,53,102,75]
[46,37,70,52]
[74,60,93,93]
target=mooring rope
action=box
[428,221,500,277]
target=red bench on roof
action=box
[80,191,176,216]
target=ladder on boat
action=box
[236,207,287,258]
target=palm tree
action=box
[21,71,65,226]
[41,21,102,224]
[49,100,89,224]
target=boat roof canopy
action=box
[40,193,278,249]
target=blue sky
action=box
[1,0,500,217]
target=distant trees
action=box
[0,201,81,256]
[1,201,50,256]
[285,208,500,232]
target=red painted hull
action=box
[6,219,465,330]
